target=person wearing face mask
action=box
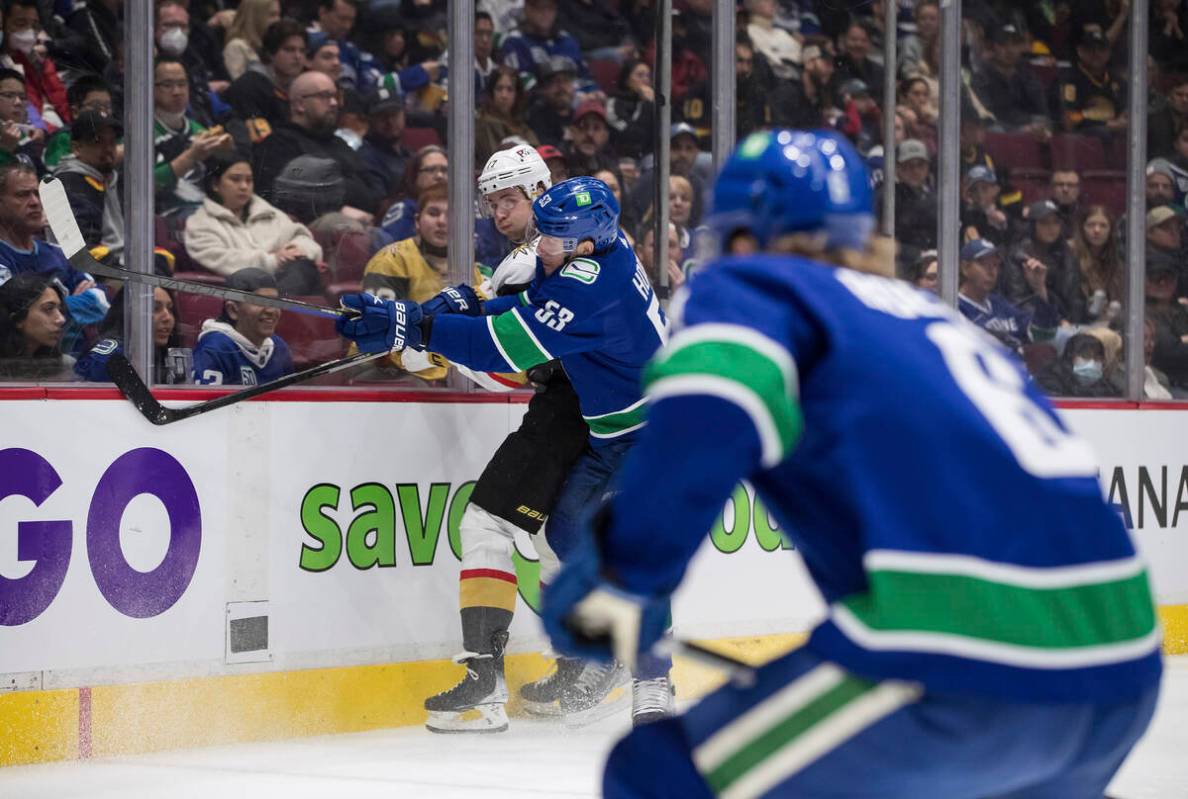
[191,267,294,385]
[1036,333,1119,398]
[155,0,221,128]
[1,0,69,130]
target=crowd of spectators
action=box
[0,0,1182,399]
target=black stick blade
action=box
[106,354,176,425]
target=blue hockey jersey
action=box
[192,321,294,385]
[601,256,1161,703]
[429,235,668,444]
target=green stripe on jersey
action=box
[837,560,1159,663]
[645,337,802,466]
[585,398,648,438]
[489,310,551,371]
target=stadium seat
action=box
[175,292,224,348]
[402,126,442,152]
[1081,171,1128,217]
[588,58,621,94]
[1050,134,1106,171]
[1007,168,1052,205]
[983,130,1048,171]
[275,296,345,368]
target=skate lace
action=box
[433,651,490,699]
[632,677,671,715]
[573,660,618,696]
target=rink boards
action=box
[1,392,1186,765]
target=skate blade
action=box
[561,684,631,729]
[425,705,509,734]
[520,699,566,717]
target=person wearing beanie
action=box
[191,267,294,385]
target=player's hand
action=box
[421,284,481,317]
[541,505,670,672]
[335,293,423,353]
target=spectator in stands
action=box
[1152,0,1188,74]
[1036,332,1120,397]
[1144,250,1188,390]
[75,283,182,384]
[525,55,577,147]
[537,143,569,184]
[379,143,447,243]
[252,69,382,218]
[958,238,1057,354]
[970,22,1051,138]
[834,78,880,154]
[0,162,109,346]
[310,0,379,92]
[892,138,938,258]
[565,99,616,175]
[192,267,294,385]
[156,0,218,127]
[364,8,440,101]
[223,19,307,144]
[636,220,685,291]
[831,19,883,100]
[0,66,44,167]
[769,42,836,131]
[58,0,120,78]
[557,0,635,62]
[1071,204,1124,322]
[499,0,589,90]
[1146,205,1184,264]
[475,66,539,167]
[1143,317,1176,399]
[223,0,281,81]
[682,32,769,141]
[0,271,71,378]
[898,76,937,153]
[43,74,114,170]
[1054,26,1127,137]
[898,0,939,75]
[364,183,476,302]
[1149,75,1188,161]
[1146,158,1182,211]
[3,0,69,129]
[907,248,940,293]
[1005,199,1086,324]
[1049,169,1084,238]
[960,165,1009,245]
[304,32,343,86]
[53,110,124,262]
[152,57,234,217]
[184,153,322,294]
[745,0,801,81]
[334,87,367,150]
[593,165,635,235]
[607,59,655,161]
[358,88,410,201]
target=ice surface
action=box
[1,658,1185,798]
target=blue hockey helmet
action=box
[709,129,874,252]
[532,176,621,252]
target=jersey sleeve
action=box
[428,264,617,372]
[600,267,812,595]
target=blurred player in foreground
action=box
[541,129,1162,798]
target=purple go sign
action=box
[0,447,202,626]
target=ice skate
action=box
[631,675,675,727]
[559,659,631,727]
[519,655,585,716]
[424,652,508,734]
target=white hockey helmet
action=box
[477,145,552,205]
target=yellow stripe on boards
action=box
[0,689,79,766]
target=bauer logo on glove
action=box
[335,293,424,353]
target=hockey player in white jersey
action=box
[416,146,596,733]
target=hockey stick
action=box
[37,176,357,321]
[105,349,387,425]
[658,639,757,688]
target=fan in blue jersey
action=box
[336,176,675,726]
[537,130,1161,798]
[191,268,294,385]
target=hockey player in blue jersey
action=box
[336,176,676,725]
[538,130,1162,798]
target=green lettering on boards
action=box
[710,485,751,553]
[399,482,451,565]
[346,483,397,569]
[299,483,343,572]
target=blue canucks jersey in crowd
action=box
[601,256,1160,704]
[0,238,92,293]
[429,234,668,444]
[192,321,294,386]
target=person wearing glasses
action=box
[251,69,381,220]
[0,67,43,169]
[378,143,446,243]
[152,56,234,216]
